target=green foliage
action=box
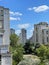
[10,34,24,65]
[36,44,49,61]
[39,62,45,65]
[12,44,24,65]
[35,43,40,48]
[33,43,40,55]
[10,34,18,47]
[24,41,33,54]
[10,34,49,65]
[46,48,49,59]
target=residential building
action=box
[10,28,15,35]
[33,22,49,45]
[29,35,33,44]
[0,6,12,65]
[18,28,27,45]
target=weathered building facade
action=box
[33,22,49,45]
[0,6,12,65]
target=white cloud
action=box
[10,11,23,16]
[18,23,30,29]
[28,8,33,11]
[10,17,21,21]
[28,5,49,13]
[10,11,14,15]
[30,29,33,33]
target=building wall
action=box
[33,22,49,45]
[0,6,12,65]
[3,8,10,45]
[1,53,12,65]
[18,29,27,45]
[0,6,10,52]
[0,6,10,46]
[10,28,15,35]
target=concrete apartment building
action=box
[29,35,33,44]
[10,28,15,35]
[33,22,49,45]
[0,6,12,65]
[18,28,27,45]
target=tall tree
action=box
[10,34,24,65]
[10,34,18,47]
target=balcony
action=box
[0,29,5,35]
[0,45,9,54]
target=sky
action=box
[0,0,49,39]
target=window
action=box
[36,27,38,31]
[1,14,3,16]
[42,30,43,33]
[0,55,1,64]
[47,37,48,42]
[46,31,48,34]
[36,33,38,42]
[1,10,3,14]
[0,21,2,29]
[0,35,3,45]
[46,24,48,27]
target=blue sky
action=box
[0,0,49,39]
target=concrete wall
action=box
[3,8,10,45]
[33,22,49,44]
[1,54,12,65]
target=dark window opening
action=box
[46,31,48,34]
[0,55,1,61]
[47,37,48,42]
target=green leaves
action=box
[36,44,49,61]
[10,34,24,65]
[10,34,19,47]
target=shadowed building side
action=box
[18,28,27,45]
